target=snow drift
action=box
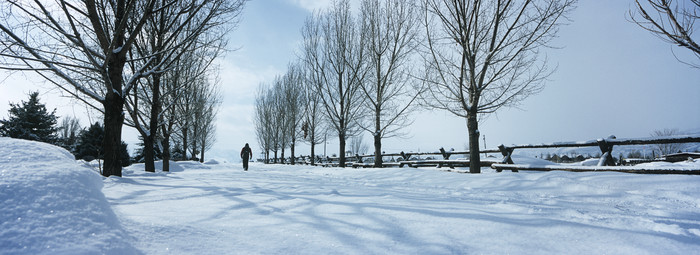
[0,138,138,254]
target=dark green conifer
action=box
[0,92,58,144]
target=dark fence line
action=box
[264,135,700,170]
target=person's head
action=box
[245,143,249,148]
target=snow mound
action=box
[204,159,221,165]
[174,160,212,170]
[0,138,139,254]
[511,155,557,165]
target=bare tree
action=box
[303,0,368,167]
[0,0,246,176]
[124,0,241,172]
[359,0,422,167]
[349,135,369,155]
[299,60,327,165]
[57,116,82,150]
[254,83,274,163]
[421,0,576,173]
[630,0,700,68]
[159,39,224,171]
[651,128,685,156]
[282,62,306,165]
[195,79,222,163]
[271,75,287,163]
[0,0,162,177]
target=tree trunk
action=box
[290,140,296,165]
[144,135,155,172]
[199,141,205,163]
[373,132,382,168]
[101,33,127,177]
[162,132,170,172]
[102,90,125,177]
[281,147,285,164]
[144,73,162,172]
[181,126,188,160]
[310,137,316,165]
[467,113,481,173]
[339,131,346,167]
[373,106,382,167]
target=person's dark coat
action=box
[240,143,252,170]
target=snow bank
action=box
[0,138,139,254]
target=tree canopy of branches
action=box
[302,0,368,167]
[0,0,246,176]
[57,116,82,151]
[359,0,422,167]
[300,61,327,165]
[630,0,700,68]
[0,0,159,177]
[651,128,684,156]
[125,0,241,172]
[421,0,576,173]
[254,64,305,164]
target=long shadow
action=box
[105,169,700,253]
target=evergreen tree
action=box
[171,141,185,161]
[74,122,104,161]
[74,122,130,166]
[0,92,58,144]
[120,142,131,167]
[133,135,162,163]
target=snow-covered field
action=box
[3,137,700,254]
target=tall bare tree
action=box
[57,116,82,150]
[271,75,287,163]
[651,128,684,156]
[0,0,161,177]
[359,0,422,167]
[0,0,245,176]
[421,0,576,173]
[194,78,222,163]
[630,0,700,68]
[303,0,368,167]
[299,60,327,165]
[126,0,239,172]
[126,0,238,171]
[254,83,274,163]
[282,62,306,165]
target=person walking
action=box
[240,143,252,171]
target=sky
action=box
[1,0,699,162]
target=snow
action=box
[3,137,700,254]
[0,138,138,254]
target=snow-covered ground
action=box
[3,137,700,254]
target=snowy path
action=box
[103,162,700,254]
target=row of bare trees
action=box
[0,0,246,176]
[254,62,305,164]
[254,0,576,172]
[255,0,423,167]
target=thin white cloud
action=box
[288,0,332,12]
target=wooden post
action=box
[497,144,516,172]
[439,147,451,160]
[597,136,616,166]
[355,154,362,163]
[498,145,515,163]
[400,151,412,161]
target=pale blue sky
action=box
[1,0,698,161]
